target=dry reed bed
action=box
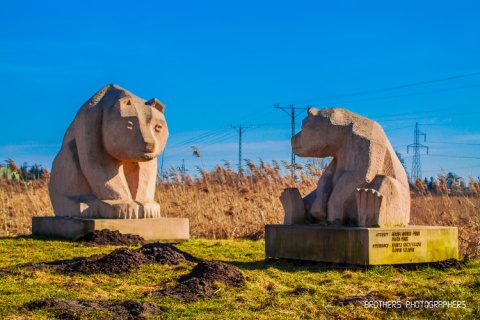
[1,162,479,258]
[157,163,318,240]
[410,195,480,258]
[0,179,52,237]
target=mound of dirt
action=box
[158,278,216,303]
[76,229,146,246]
[179,260,245,287]
[61,243,196,275]
[140,242,198,265]
[430,258,467,270]
[63,248,151,275]
[25,298,163,319]
[396,257,468,271]
[153,260,245,302]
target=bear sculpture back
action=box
[49,84,168,219]
[281,107,410,227]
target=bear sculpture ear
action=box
[146,98,166,114]
[114,98,132,109]
[307,107,317,118]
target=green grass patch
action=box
[0,236,479,319]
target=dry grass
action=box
[156,161,319,240]
[0,179,53,237]
[1,161,479,258]
[410,195,480,258]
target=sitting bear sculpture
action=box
[281,108,410,227]
[49,84,168,219]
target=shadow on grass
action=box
[222,258,368,273]
[0,234,76,243]
[222,257,469,273]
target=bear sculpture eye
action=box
[127,121,134,130]
[154,124,162,132]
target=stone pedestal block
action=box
[265,225,458,265]
[32,217,189,242]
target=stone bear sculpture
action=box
[282,107,410,227]
[48,84,168,219]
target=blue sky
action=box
[1,0,479,180]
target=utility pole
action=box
[160,150,166,179]
[231,125,250,174]
[274,103,311,179]
[177,159,187,174]
[181,159,186,173]
[407,122,429,181]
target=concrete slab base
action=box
[265,225,458,265]
[32,216,189,242]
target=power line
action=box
[312,83,480,106]
[372,103,480,120]
[278,70,480,105]
[428,141,480,146]
[376,109,480,123]
[172,128,231,148]
[426,154,480,160]
[274,103,311,178]
[407,122,429,181]
[164,129,234,156]
[164,133,238,159]
[423,165,480,174]
[231,125,250,174]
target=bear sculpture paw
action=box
[355,188,384,227]
[280,188,306,224]
[136,201,161,219]
[83,200,140,219]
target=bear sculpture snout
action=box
[144,142,155,153]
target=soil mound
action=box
[61,243,196,275]
[25,298,162,319]
[430,258,466,270]
[154,260,245,302]
[76,229,146,246]
[140,242,198,265]
[396,258,468,271]
[179,260,245,286]
[63,248,150,275]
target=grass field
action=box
[1,163,479,318]
[0,238,479,319]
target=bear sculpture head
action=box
[102,96,168,162]
[292,108,358,158]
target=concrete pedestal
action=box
[32,216,189,242]
[265,225,458,265]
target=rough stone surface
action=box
[265,225,459,265]
[31,217,190,241]
[280,188,306,224]
[49,84,168,219]
[289,108,410,227]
